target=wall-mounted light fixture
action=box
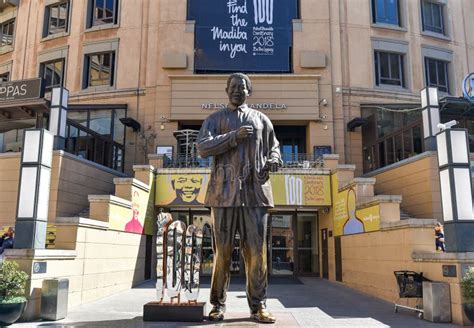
[319,98,328,107]
[160,115,170,130]
[15,128,54,249]
[436,123,473,252]
[421,87,440,151]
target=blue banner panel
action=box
[188,0,298,73]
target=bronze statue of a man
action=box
[197,73,282,323]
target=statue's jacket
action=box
[197,104,282,208]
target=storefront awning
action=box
[0,98,50,121]
[439,96,474,117]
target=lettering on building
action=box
[0,79,42,102]
[201,103,287,110]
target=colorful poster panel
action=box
[155,173,209,207]
[332,174,381,236]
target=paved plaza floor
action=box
[13,277,457,327]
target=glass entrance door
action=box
[270,214,294,275]
[296,213,319,275]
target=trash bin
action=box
[422,281,451,323]
[40,278,69,321]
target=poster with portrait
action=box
[155,173,210,206]
[188,0,298,72]
[155,173,330,207]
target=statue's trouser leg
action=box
[239,207,268,313]
[210,207,238,308]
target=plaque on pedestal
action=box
[143,211,204,322]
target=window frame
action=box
[419,0,450,40]
[421,46,453,95]
[84,51,116,89]
[43,0,71,39]
[372,38,410,91]
[0,18,15,48]
[86,0,121,30]
[424,57,449,93]
[40,58,65,94]
[371,0,401,27]
[0,72,9,82]
[374,51,406,89]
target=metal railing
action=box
[163,153,325,169]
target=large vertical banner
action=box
[188,0,298,72]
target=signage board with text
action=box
[0,78,43,102]
[188,0,298,72]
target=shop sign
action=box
[0,78,42,102]
[462,73,474,104]
[155,173,331,207]
[201,103,288,110]
[188,0,298,72]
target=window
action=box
[0,72,9,82]
[0,19,15,47]
[44,1,69,36]
[425,57,449,93]
[372,0,400,26]
[421,1,445,35]
[84,52,115,88]
[374,51,405,88]
[40,59,65,93]
[89,0,119,27]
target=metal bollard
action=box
[40,278,69,321]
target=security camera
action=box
[437,120,458,131]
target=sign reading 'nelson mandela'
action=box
[188,0,298,72]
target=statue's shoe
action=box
[250,308,276,323]
[208,305,225,321]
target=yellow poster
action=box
[332,174,381,236]
[155,173,331,207]
[155,173,209,206]
[109,184,155,235]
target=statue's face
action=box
[226,77,249,107]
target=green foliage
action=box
[461,267,474,304]
[0,261,29,304]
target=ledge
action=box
[412,251,474,263]
[381,218,438,231]
[363,151,438,177]
[357,195,402,210]
[133,165,155,173]
[113,177,150,192]
[339,177,376,192]
[56,150,128,177]
[4,249,77,260]
[168,74,321,80]
[55,217,109,230]
[335,164,356,171]
[88,195,132,208]
[323,154,339,160]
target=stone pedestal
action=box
[143,302,206,322]
[423,281,451,323]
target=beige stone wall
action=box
[0,153,21,228]
[6,218,147,320]
[366,152,441,219]
[0,150,122,228]
[340,223,469,325]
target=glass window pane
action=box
[413,126,422,154]
[394,134,403,162]
[438,61,447,86]
[89,55,101,86]
[113,109,126,144]
[428,59,437,85]
[423,2,433,27]
[68,111,88,128]
[272,215,294,275]
[390,54,400,80]
[89,110,112,136]
[386,137,394,165]
[379,53,389,78]
[403,130,412,158]
[296,213,318,274]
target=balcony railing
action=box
[163,153,325,169]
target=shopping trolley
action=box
[393,271,430,319]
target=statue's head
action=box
[226,73,252,107]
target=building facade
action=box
[1,0,474,324]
